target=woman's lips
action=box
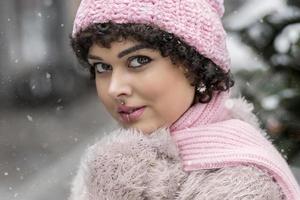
[118,106,146,123]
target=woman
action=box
[70,0,300,199]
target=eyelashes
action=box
[93,62,112,73]
[91,55,153,74]
[128,55,152,68]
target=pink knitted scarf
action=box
[170,92,300,200]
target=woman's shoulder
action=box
[225,96,261,129]
[224,96,274,140]
[176,165,285,200]
[70,129,286,200]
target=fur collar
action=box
[69,97,299,199]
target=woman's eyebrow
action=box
[118,44,152,58]
[87,44,153,61]
[88,54,103,61]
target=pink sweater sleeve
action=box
[176,165,285,200]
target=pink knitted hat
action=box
[72,0,230,71]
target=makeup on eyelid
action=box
[90,55,153,74]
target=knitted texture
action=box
[70,128,284,200]
[170,98,300,199]
[72,0,230,71]
[170,91,230,132]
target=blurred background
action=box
[0,0,299,199]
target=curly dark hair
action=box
[71,21,234,103]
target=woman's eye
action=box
[128,56,152,68]
[93,63,112,73]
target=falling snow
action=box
[27,115,33,122]
[46,72,51,79]
[56,106,64,111]
[1,1,300,200]
[261,95,280,110]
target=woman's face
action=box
[88,39,195,134]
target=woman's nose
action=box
[108,69,132,98]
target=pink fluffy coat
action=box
[69,97,295,200]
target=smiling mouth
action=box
[119,107,141,114]
[118,106,146,123]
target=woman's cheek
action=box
[96,79,115,112]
